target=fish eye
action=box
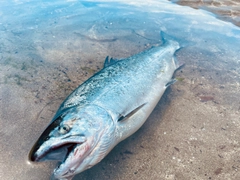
[58,124,70,134]
[44,136,50,141]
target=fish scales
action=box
[29,33,181,180]
[62,41,179,121]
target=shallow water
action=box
[0,0,240,180]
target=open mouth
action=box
[53,141,94,179]
[30,142,81,162]
[64,144,77,161]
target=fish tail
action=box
[160,31,180,49]
[160,31,185,69]
[173,51,185,70]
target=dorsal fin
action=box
[104,56,118,68]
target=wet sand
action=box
[170,0,240,27]
[0,1,240,180]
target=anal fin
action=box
[165,79,177,88]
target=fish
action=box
[29,32,182,180]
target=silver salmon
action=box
[29,32,182,180]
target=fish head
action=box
[29,105,114,179]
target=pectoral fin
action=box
[116,103,147,143]
[118,103,146,122]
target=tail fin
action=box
[160,31,180,49]
[173,50,185,70]
[160,31,186,69]
[160,31,192,48]
[160,31,174,44]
